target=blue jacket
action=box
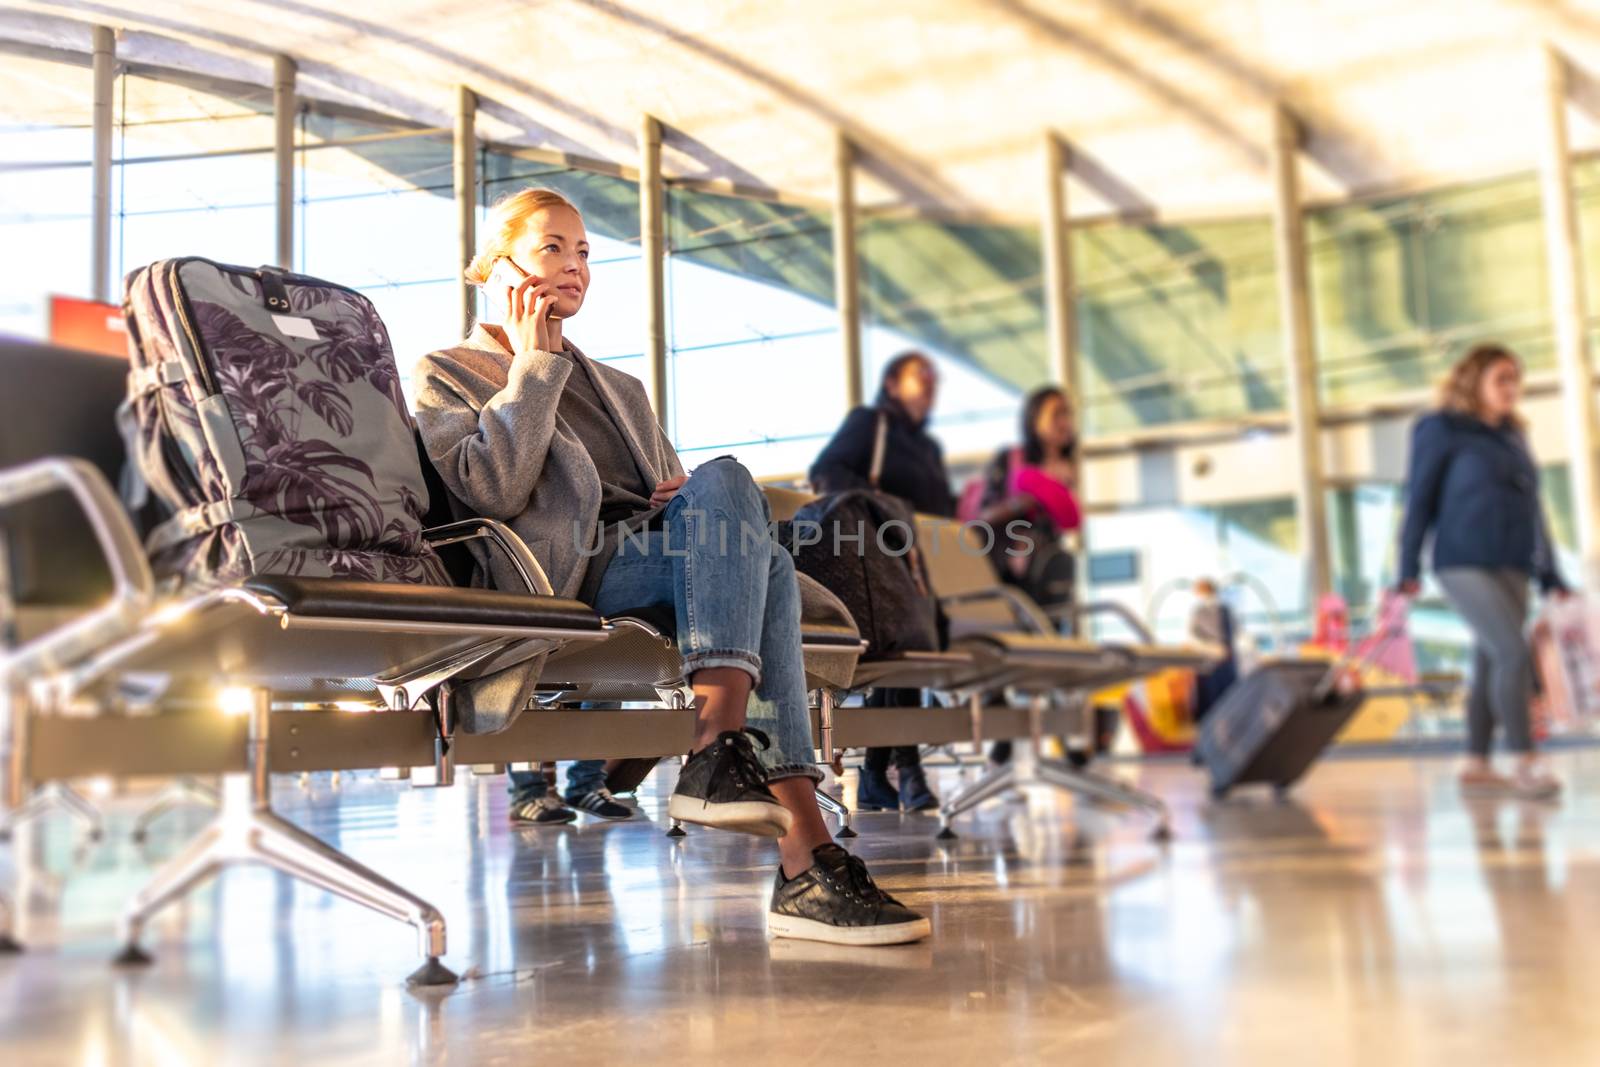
[1397,411,1564,591]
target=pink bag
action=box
[1532,594,1600,723]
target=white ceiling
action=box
[7,0,1600,222]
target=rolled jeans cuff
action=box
[681,648,762,686]
[766,761,825,785]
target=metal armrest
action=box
[1070,601,1156,644]
[0,458,154,680]
[422,519,554,597]
[940,586,1056,636]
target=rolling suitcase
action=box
[1196,599,1407,799]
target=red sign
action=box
[49,295,128,359]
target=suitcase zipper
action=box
[166,257,221,397]
[124,283,206,518]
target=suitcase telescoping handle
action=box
[1311,592,1412,703]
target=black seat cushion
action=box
[243,575,603,631]
[608,602,676,636]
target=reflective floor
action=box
[5,749,1600,1066]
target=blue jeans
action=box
[594,458,822,785]
[508,759,607,804]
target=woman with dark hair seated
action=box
[970,385,1082,765]
[810,351,955,813]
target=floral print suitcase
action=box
[120,258,447,586]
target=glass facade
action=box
[7,49,1600,746]
[1309,174,1557,407]
[667,189,840,475]
[860,215,1045,458]
[296,111,457,393]
[0,54,95,336]
[108,72,277,285]
[1074,218,1283,436]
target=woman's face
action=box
[889,359,938,423]
[1034,394,1074,450]
[1479,358,1522,421]
[502,204,590,320]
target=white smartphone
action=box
[491,258,561,319]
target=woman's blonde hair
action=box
[1439,342,1524,428]
[463,187,579,286]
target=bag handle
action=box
[1313,592,1412,702]
[868,410,888,489]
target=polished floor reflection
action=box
[5,749,1600,1066]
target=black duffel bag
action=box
[786,489,940,657]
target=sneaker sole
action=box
[668,795,792,838]
[570,807,635,822]
[766,912,932,946]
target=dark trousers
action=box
[863,688,924,774]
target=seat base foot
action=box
[112,944,154,967]
[935,826,959,841]
[836,826,858,839]
[665,825,687,839]
[0,934,21,955]
[405,956,460,987]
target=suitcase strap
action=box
[146,498,260,555]
[127,360,188,397]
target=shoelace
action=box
[827,850,899,908]
[714,728,773,791]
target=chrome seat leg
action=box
[1034,760,1173,842]
[935,762,1018,840]
[0,782,104,844]
[130,777,219,843]
[814,788,857,839]
[112,689,457,986]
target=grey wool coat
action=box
[413,325,684,603]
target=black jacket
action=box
[809,397,957,518]
[1398,410,1564,591]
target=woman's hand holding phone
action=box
[498,260,559,357]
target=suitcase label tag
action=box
[271,314,320,340]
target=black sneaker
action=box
[667,729,793,838]
[767,843,931,946]
[566,786,634,821]
[508,795,576,825]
